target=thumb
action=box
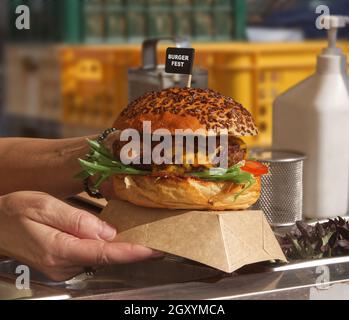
[35,197,117,241]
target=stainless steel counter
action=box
[2,256,349,300]
[76,261,349,300]
[1,196,349,300]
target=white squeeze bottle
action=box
[273,16,349,219]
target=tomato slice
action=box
[241,160,268,176]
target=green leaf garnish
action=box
[77,139,256,201]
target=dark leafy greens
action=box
[77,139,255,199]
[277,217,349,260]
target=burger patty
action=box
[104,133,246,173]
[227,143,246,167]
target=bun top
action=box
[114,87,258,136]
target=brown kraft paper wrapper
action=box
[99,199,287,273]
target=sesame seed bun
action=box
[112,175,260,210]
[108,87,261,210]
[114,88,258,136]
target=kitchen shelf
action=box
[7,0,247,43]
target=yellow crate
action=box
[60,42,349,145]
[60,46,139,128]
[190,42,349,146]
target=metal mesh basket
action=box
[250,149,306,226]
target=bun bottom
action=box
[112,175,260,210]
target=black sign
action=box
[165,47,195,75]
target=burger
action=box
[78,87,268,210]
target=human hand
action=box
[0,191,161,281]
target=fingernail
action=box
[99,222,117,241]
[133,245,162,257]
[151,250,165,258]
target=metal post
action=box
[234,0,247,40]
[63,0,82,43]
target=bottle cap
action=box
[321,16,349,55]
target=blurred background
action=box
[0,0,348,146]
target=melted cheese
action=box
[152,137,245,174]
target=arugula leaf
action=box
[77,139,256,198]
[187,166,255,202]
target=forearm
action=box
[0,136,96,198]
